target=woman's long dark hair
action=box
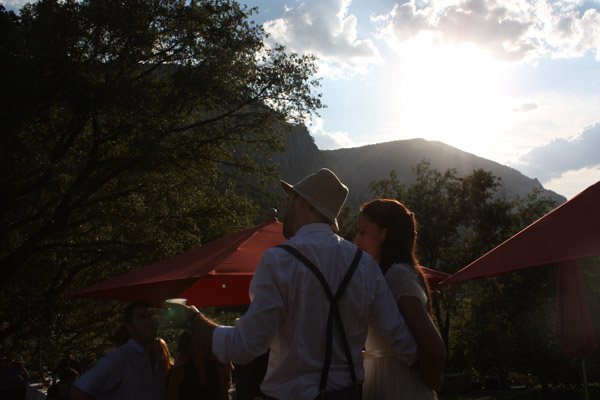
[359,198,432,303]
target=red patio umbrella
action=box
[421,267,450,291]
[74,218,286,306]
[440,180,600,284]
[440,180,600,349]
[440,180,600,399]
[75,217,450,307]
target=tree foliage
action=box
[0,0,322,367]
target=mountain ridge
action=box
[275,126,565,206]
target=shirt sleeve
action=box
[212,250,285,365]
[73,354,121,396]
[386,265,427,306]
[368,264,419,365]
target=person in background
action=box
[69,301,169,400]
[232,351,268,400]
[156,338,174,373]
[166,331,232,400]
[355,199,446,399]
[47,367,79,400]
[0,356,28,400]
[56,350,82,376]
[164,168,418,400]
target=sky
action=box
[245,0,600,199]
[4,0,600,199]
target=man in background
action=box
[70,301,168,400]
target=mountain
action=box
[275,126,565,206]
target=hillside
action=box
[276,126,565,206]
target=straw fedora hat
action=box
[281,168,349,231]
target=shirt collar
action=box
[127,338,145,353]
[294,223,334,236]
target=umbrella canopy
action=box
[440,180,600,285]
[421,267,450,291]
[439,180,600,357]
[75,217,450,307]
[74,218,286,306]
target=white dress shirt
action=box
[212,223,417,400]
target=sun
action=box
[387,41,513,156]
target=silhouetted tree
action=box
[0,0,322,366]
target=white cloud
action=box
[2,0,30,11]
[263,0,381,78]
[513,102,539,112]
[517,122,600,182]
[308,117,355,149]
[373,0,600,62]
[544,165,600,199]
[375,1,432,42]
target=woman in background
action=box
[355,198,446,399]
[156,337,174,375]
[166,331,232,400]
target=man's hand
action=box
[161,300,198,329]
[191,312,219,350]
[160,300,217,350]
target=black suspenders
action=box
[276,245,363,395]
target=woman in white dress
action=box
[355,198,446,400]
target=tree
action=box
[0,0,322,366]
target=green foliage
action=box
[441,384,600,400]
[0,0,321,370]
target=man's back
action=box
[198,168,418,400]
[213,223,417,400]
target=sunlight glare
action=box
[389,41,512,156]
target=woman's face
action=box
[355,214,386,264]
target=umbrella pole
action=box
[581,358,589,400]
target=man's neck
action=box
[294,213,330,234]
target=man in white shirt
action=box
[70,301,168,400]
[168,168,418,400]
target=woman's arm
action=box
[217,362,233,400]
[165,365,184,400]
[397,296,446,388]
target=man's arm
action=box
[162,302,216,346]
[180,251,285,365]
[164,251,286,365]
